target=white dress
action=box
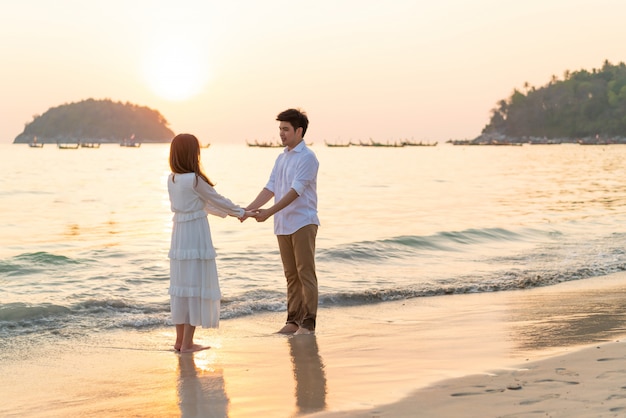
[168,173,244,328]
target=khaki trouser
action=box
[277,224,318,331]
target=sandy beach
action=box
[2,272,626,417]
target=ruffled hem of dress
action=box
[169,286,221,299]
[168,249,217,260]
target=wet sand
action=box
[2,272,626,417]
[320,339,626,417]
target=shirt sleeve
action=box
[194,179,245,218]
[291,153,319,196]
[264,155,280,193]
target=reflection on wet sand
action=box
[177,353,229,418]
[510,283,626,351]
[288,335,327,415]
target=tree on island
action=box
[13,98,175,144]
[480,60,626,142]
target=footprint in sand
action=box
[596,370,626,379]
[534,378,579,386]
[450,387,505,397]
[555,367,578,377]
[519,393,560,405]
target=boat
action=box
[578,136,614,145]
[527,139,562,145]
[451,139,522,146]
[401,140,438,147]
[57,142,80,149]
[28,137,44,147]
[246,140,313,148]
[120,140,141,147]
[121,134,141,147]
[324,140,351,147]
[357,139,405,147]
[80,142,101,148]
[246,140,283,148]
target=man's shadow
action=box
[288,335,327,414]
[177,353,229,418]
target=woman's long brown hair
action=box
[169,133,214,186]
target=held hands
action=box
[239,210,259,222]
[238,208,271,223]
[253,208,271,223]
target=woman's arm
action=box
[194,179,244,218]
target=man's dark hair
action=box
[276,108,309,137]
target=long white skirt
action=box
[169,258,221,328]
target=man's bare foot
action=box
[277,323,299,334]
[180,344,211,353]
[294,327,315,335]
[174,345,181,352]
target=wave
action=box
[2,228,624,338]
[0,298,168,335]
[14,251,81,265]
[2,256,625,337]
[321,264,626,304]
[0,227,542,275]
[0,252,83,277]
[0,302,71,322]
[319,227,546,261]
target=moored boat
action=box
[324,140,351,147]
[401,140,438,147]
[80,142,101,148]
[246,140,283,148]
[120,140,141,147]
[57,142,80,149]
[28,137,44,147]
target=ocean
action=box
[2,142,626,357]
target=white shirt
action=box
[265,141,320,235]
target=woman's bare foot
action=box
[277,323,299,334]
[174,345,181,352]
[180,344,211,353]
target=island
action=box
[13,98,174,144]
[456,60,626,145]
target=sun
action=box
[142,35,212,101]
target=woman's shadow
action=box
[288,335,327,414]
[177,353,229,418]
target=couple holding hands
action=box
[167,108,319,353]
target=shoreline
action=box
[2,272,626,417]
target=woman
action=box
[168,133,253,352]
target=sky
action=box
[1,0,625,144]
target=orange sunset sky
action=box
[1,0,625,144]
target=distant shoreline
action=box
[450,132,626,145]
[13,138,170,144]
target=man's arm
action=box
[239,188,275,222]
[254,189,299,222]
[245,188,274,211]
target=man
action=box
[244,108,320,335]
